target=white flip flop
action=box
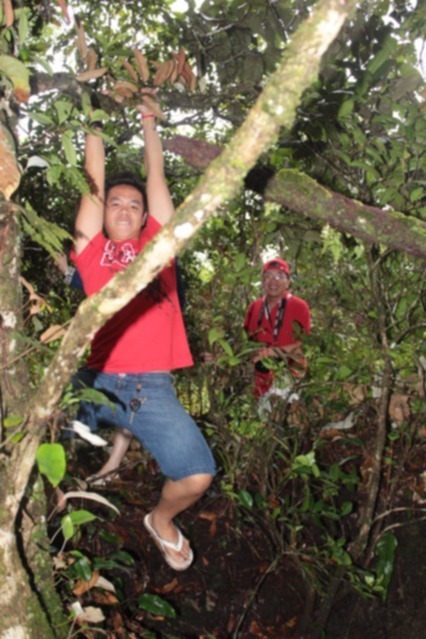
[143,512,194,571]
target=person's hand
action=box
[252,346,274,363]
[200,351,214,365]
[54,252,68,275]
[137,88,159,118]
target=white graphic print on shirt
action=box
[100,241,136,269]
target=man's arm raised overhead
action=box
[138,102,174,226]
[74,128,105,255]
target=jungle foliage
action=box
[0,0,425,637]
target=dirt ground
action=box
[50,424,426,639]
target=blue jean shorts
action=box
[72,369,216,481]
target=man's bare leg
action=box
[88,428,133,480]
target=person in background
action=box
[244,258,311,410]
[70,102,215,571]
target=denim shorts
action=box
[72,369,216,481]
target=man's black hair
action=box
[105,171,148,211]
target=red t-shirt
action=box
[244,292,311,346]
[72,215,193,373]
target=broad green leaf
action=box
[138,594,177,618]
[375,532,398,600]
[336,365,353,380]
[61,514,75,541]
[28,111,54,126]
[68,510,97,526]
[238,489,253,508]
[0,54,30,102]
[218,339,233,357]
[410,187,424,203]
[54,100,73,124]
[36,443,66,487]
[61,131,77,166]
[17,9,30,43]
[3,415,23,427]
[73,556,93,582]
[337,98,354,120]
[208,327,225,346]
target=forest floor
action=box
[50,414,426,639]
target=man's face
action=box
[104,184,146,242]
[262,268,290,298]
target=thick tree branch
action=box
[266,170,426,260]
[163,137,426,260]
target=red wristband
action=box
[142,114,155,119]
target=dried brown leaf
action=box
[133,48,150,82]
[180,61,196,92]
[0,124,20,200]
[56,0,70,23]
[76,68,108,82]
[198,510,218,522]
[169,59,179,84]
[173,48,186,75]
[114,80,138,94]
[112,81,138,99]
[39,325,66,344]
[154,578,180,594]
[85,47,98,71]
[121,59,139,82]
[4,0,14,27]
[74,19,88,60]
[20,277,52,315]
[153,60,175,87]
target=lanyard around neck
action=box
[257,296,288,345]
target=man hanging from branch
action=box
[71,101,215,571]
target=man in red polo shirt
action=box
[244,258,311,402]
[71,102,215,571]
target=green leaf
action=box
[54,100,74,125]
[3,415,23,427]
[340,501,353,516]
[0,54,30,102]
[410,187,424,203]
[68,509,97,526]
[138,594,177,618]
[336,365,353,380]
[36,443,66,487]
[218,339,233,357]
[61,131,77,166]
[208,327,225,346]
[337,98,354,120]
[17,9,30,43]
[61,514,75,541]
[28,111,54,126]
[375,532,398,601]
[238,489,254,508]
[73,556,93,581]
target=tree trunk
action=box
[0,206,63,637]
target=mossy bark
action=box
[0,206,66,637]
[265,169,426,260]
